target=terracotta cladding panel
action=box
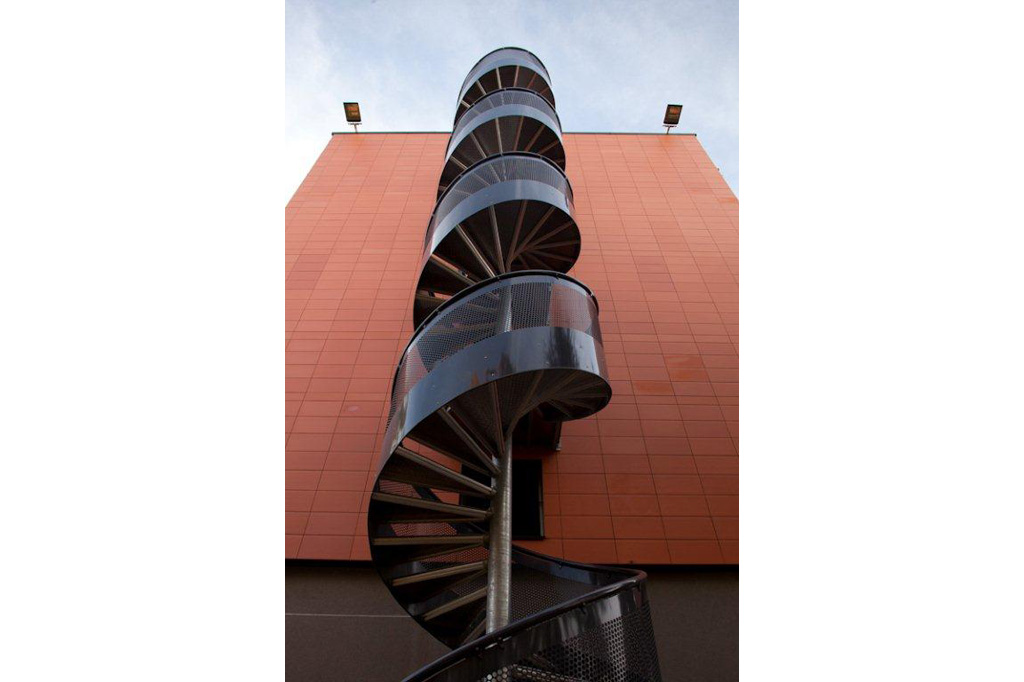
[285,133,738,564]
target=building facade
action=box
[286,131,738,564]
[286,48,738,682]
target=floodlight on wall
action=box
[344,102,362,132]
[663,104,682,134]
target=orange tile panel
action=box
[285,133,738,564]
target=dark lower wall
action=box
[643,566,739,681]
[286,563,448,681]
[286,562,737,682]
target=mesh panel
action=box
[447,570,489,598]
[508,561,594,622]
[460,49,550,100]
[499,116,522,154]
[413,590,662,682]
[550,284,602,345]
[423,546,490,566]
[389,521,459,538]
[450,90,561,152]
[427,155,574,251]
[378,479,420,498]
[386,276,599,431]
[526,601,662,682]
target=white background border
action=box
[3,1,1023,679]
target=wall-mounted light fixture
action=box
[344,102,362,133]
[663,104,682,134]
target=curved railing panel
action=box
[441,89,565,197]
[460,48,551,99]
[404,549,662,682]
[427,153,574,254]
[385,272,609,457]
[450,89,561,152]
[415,154,581,327]
[456,48,554,124]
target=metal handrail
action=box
[403,553,646,681]
[423,153,575,259]
[429,151,575,224]
[462,47,551,84]
[458,47,551,103]
[446,87,563,159]
[384,270,599,425]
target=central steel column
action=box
[486,284,515,633]
[485,431,514,633]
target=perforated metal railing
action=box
[385,273,600,433]
[447,89,562,156]
[458,48,551,103]
[424,154,575,251]
[401,541,663,682]
[515,595,662,682]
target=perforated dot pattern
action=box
[385,275,600,431]
[426,155,574,251]
[450,90,561,153]
[460,49,550,102]
[411,591,662,682]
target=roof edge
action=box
[330,131,697,136]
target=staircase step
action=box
[415,292,447,309]
[391,560,488,587]
[437,408,500,475]
[426,254,476,287]
[371,534,487,547]
[386,446,495,497]
[371,537,489,566]
[395,567,489,609]
[371,492,490,522]
[405,433,494,479]
[460,614,487,645]
[422,586,488,621]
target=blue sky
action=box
[286,0,738,201]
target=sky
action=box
[285,0,738,203]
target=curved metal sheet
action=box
[461,47,551,89]
[457,48,552,107]
[445,104,562,166]
[446,88,563,160]
[401,562,661,682]
[425,180,573,257]
[383,271,607,449]
[424,153,575,254]
[383,326,609,462]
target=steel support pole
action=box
[485,431,514,633]
[486,286,515,634]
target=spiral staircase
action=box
[368,48,663,682]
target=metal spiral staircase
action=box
[368,48,663,682]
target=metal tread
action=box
[371,491,491,521]
[422,586,488,622]
[387,445,496,497]
[371,534,488,547]
[391,560,488,587]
